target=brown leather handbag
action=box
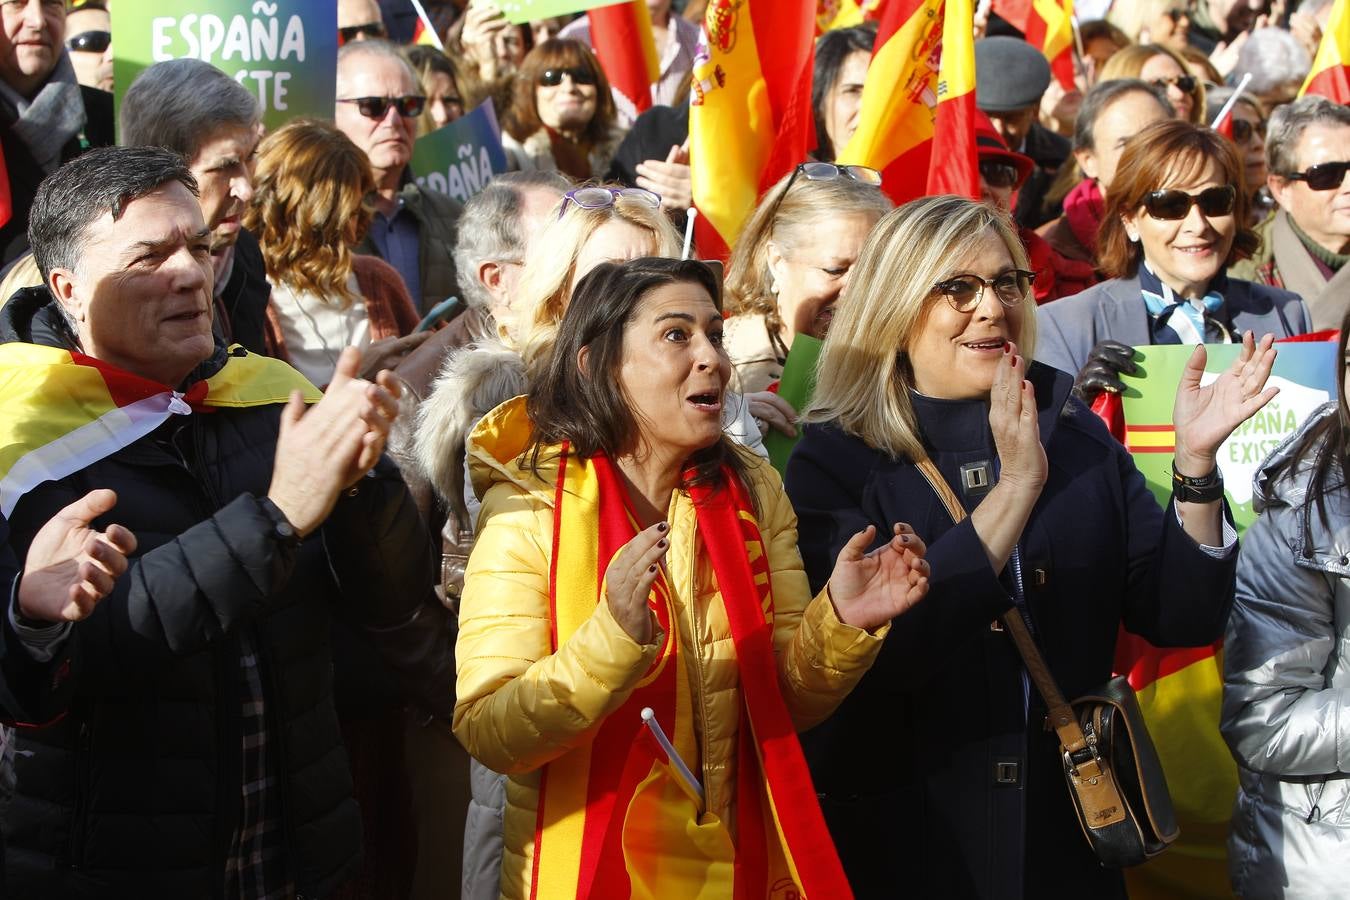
[916,459,1180,867]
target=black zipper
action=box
[64,720,92,869]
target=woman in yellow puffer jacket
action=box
[453,258,930,900]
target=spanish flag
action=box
[836,0,979,205]
[589,1,661,122]
[994,0,1076,90]
[689,0,817,259]
[1300,0,1350,102]
[0,343,319,518]
[410,0,443,48]
[815,0,887,33]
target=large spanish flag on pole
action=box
[689,0,817,259]
[589,1,661,122]
[993,0,1076,90]
[815,0,887,33]
[1299,0,1350,102]
[835,0,979,205]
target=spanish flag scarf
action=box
[534,444,852,899]
[0,342,321,517]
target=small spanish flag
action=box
[589,1,661,122]
[410,0,443,49]
[1300,0,1350,102]
[993,0,1076,90]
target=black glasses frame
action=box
[979,160,1021,190]
[931,270,1037,312]
[538,67,597,87]
[1152,74,1198,94]
[1142,184,1237,220]
[66,30,111,53]
[1284,160,1350,191]
[337,95,427,120]
[339,22,387,43]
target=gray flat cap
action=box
[975,36,1052,112]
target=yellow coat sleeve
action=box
[452,481,660,775]
[756,463,889,732]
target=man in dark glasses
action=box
[1231,96,1350,332]
[338,0,388,45]
[63,0,111,92]
[336,40,464,318]
[0,0,113,266]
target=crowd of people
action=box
[0,0,1347,898]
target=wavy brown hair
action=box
[503,38,615,145]
[1099,118,1259,279]
[242,118,375,309]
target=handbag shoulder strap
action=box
[912,458,1093,755]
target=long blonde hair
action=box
[806,196,1036,461]
[243,119,374,308]
[512,191,681,371]
[1098,43,1206,124]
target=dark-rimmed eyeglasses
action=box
[1152,74,1197,94]
[1142,184,1237,220]
[66,30,111,53]
[338,22,387,43]
[336,95,427,120]
[1230,118,1265,145]
[979,160,1020,189]
[539,67,596,87]
[1283,160,1350,191]
[558,186,661,219]
[931,271,1036,312]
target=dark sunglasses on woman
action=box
[539,67,597,87]
[1284,160,1350,191]
[66,30,111,53]
[1143,184,1237,220]
[1230,118,1266,144]
[339,22,387,43]
[336,95,427,120]
[979,161,1021,190]
[1152,74,1197,94]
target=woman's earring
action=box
[1128,232,1140,243]
[770,279,780,295]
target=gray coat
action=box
[1035,274,1309,376]
[1222,403,1350,899]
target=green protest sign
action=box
[112,1,338,135]
[1119,341,1338,533]
[410,100,509,204]
[763,334,822,475]
[492,0,621,25]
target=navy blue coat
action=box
[785,364,1237,900]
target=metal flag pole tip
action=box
[640,706,705,808]
[682,208,698,260]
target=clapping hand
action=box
[604,522,669,644]
[1172,331,1278,477]
[19,489,137,623]
[827,523,929,632]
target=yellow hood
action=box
[466,395,561,507]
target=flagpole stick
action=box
[681,207,698,260]
[1211,72,1253,128]
[1070,15,1088,84]
[641,707,705,809]
[409,0,446,51]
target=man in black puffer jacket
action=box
[0,146,454,898]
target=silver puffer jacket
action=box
[1222,402,1350,900]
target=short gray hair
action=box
[337,38,420,92]
[1073,79,1172,152]
[1267,95,1350,176]
[453,171,570,309]
[120,59,260,162]
[30,147,198,283]
[1232,28,1311,97]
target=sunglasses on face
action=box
[1164,7,1188,22]
[931,270,1036,312]
[558,186,661,218]
[979,160,1020,189]
[1142,184,1237,220]
[1152,74,1197,94]
[66,30,110,53]
[1230,117,1266,144]
[1284,160,1350,191]
[338,22,387,43]
[336,95,427,120]
[538,67,596,87]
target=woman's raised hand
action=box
[603,522,669,644]
[1172,331,1279,477]
[989,343,1047,498]
[827,523,930,632]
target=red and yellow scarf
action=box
[0,342,320,517]
[534,444,852,899]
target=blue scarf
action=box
[1139,262,1234,345]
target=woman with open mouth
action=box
[786,194,1280,899]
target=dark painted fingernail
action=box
[658,538,668,549]
[657,522,668,532]
[648,564,657,573]
[899,534,910,543]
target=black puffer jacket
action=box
[0,290,454,898]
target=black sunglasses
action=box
[1230,117,1266,144]
[337,95,427,119]
[339,22,387,43]
[538,67,596,87]
[1284,160,1350,191]
[1152,74,1198,94]
[1143,184,1237,220]
[931,270,1037,312]
[979,160,1020,189]
[66,30,111,53]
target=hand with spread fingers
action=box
[1172,330,1279,478]
[1072,339,1140,404]
[826,523,930,632]
[989,343,1048,497]
[19,489,138,624]
[603,521,670,644]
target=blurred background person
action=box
[501,38,622,180]
[1207,84,1271,223]
[339,0,388,43]
[1231,96,1350,331]
[1229,27,1313,110]
[812,23,876,162]
[1037,119,1307,401]
[244,119,426,388]
[406,44,467,135]
[1107,0,1192,53]
[1188,0,1266,53]
[64,0,111,92]
[1037,19,1131,139]
[723,162,892,395]
[1099,43,1205,124]
[453,0,529,117]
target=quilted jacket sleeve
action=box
[757,465,887,732]
[452,481,659,775]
